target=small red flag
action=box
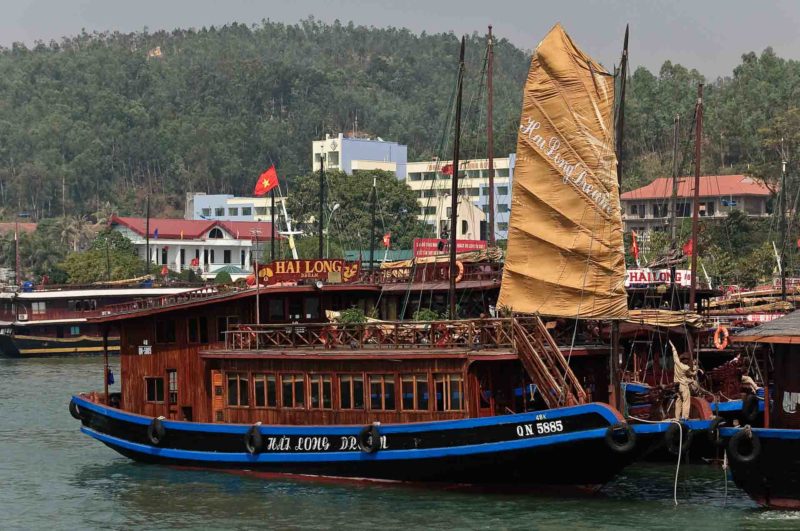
[631,230,640,260]
[682,238,694,257]
[441,163,454,176]
[254,165,279,196]
[382,232,391,248]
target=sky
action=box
[1,0,799,78]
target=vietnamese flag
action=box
[382,232,391,248]
[630,230,640,260]
[254,165,279,196]
[682,238,694,257]
[441,163,454,176]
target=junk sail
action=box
[498,24,628,319]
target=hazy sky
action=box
[2,0,799,78]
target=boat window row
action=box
[224,371,464,412]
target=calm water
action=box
[1,357,799,530]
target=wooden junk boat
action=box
[69,25,645,488]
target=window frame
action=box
[253,373,278,408]
[145,376,165,403]
[368,374,397,411]
[167,369,178,405]
[434,373,464,412]
[280,373,306,409]
[400,373,430,412]
[309,373,333,410]
[338,373,365,410]
[226,372,250,407]
[155,319,177,344]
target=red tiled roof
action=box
[0,222,37,235]
[110,216,278,240]
[621,175,771,201]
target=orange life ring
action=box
[454,261,464,283]
[714,326,729,350]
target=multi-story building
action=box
[311,133,407,178]
[405,155,515,241]
[620,174,771,233]
[110,216,278,279]
[185,193,276,222]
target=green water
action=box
[1,357,798,530]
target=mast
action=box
[487,25,495,245]
[615,24,629,187]
[270,188,276,261]
[145,194,150,275]
[14,219,20,287]
[689,83,704,311]
[319,154,325,259]
[669,114,681,243]
[449,36,466,320]
[369,176,377,272]
[780,156,788,301]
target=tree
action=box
[61,230,145,283]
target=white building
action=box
[405,155,515,240]
[185,193,277,223]
[311,133,408,178]
[110,216,278,279]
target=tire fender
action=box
[245,423,263,455]
[147,416,166,446]
[665,421,693,455]
[727,429,761,465]
[604,422,637,454]
[358,424,381,454]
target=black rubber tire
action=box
[244,425,263,455]
[357,425,380,454]
[604,422,637,454]
[728,429,761,465]
[147,417,166,446]
[741,394,760,425]
[665,422,693,455]
[69,399,82,420]
[707,416,726,447]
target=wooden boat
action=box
[69,25,644,488]
[717,311,799,509]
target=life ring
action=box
[714,326,729,350]
[147,416,166,446]
[454,261,464,283]
[728,429,761,465]
[741,394,760,425]
[69,399,82,420]
[604,422,637,454]
[357,424,381,453]
[707,416,726,447]
[664,422,693,455]
[244,423,263,454]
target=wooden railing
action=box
[362,262,502,285]
[224,317,519,351]
[102,286,244,315]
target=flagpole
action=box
[145,194,150,276]
[270,188,276,261]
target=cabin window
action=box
[217,316,240,342]
[310,374,333,409]
[369,375,396,410]
[268,299,285,321]
[401,374,430,411]
[31,302,46,315]
[434,373,463,411]
[187,316,209,344]
[167,369,178,404]
[69,326,80,336]
[254,374,277,408]
[281,374,306,409]
[227,373,249,407]
[145,377,165,403]
[339,375,365,410]
[155,320,176,343]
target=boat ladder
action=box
[511,316,588,409]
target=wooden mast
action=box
[689,83,704,311]
[487,25,495,245]
[669,114,680,309]
[319,154,325,259]
[449,37,466,319]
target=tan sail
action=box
[498,24,628,319]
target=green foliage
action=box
[214,271,233,285]
[412,308,440,321]
[288,169,427,252]
[337,307,366,324]
[60,232,145,284]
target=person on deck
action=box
[670,340,698,420]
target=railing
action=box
[102,285,245,315]
[16,308,106,321]
[362,262,502,285]
[221,316,574,352]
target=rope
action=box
[627,415,684,506]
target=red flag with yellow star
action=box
[253,165,279,196]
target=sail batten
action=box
[498,24,628,319]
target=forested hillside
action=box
[0,18,798,222]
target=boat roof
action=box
[200,348,520,362]
[14,288,194,300]
[734,310,800,344]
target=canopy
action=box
[498,24,628,319]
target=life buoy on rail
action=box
[454,261,464,283]
[664,421,693,455]
[244,423,263,454]
[147,416,166,446]
[358,423,381,454]
[68,399,82,420]
[604,423,637,454]
[728,429,761,465]
[713,326,729,350]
